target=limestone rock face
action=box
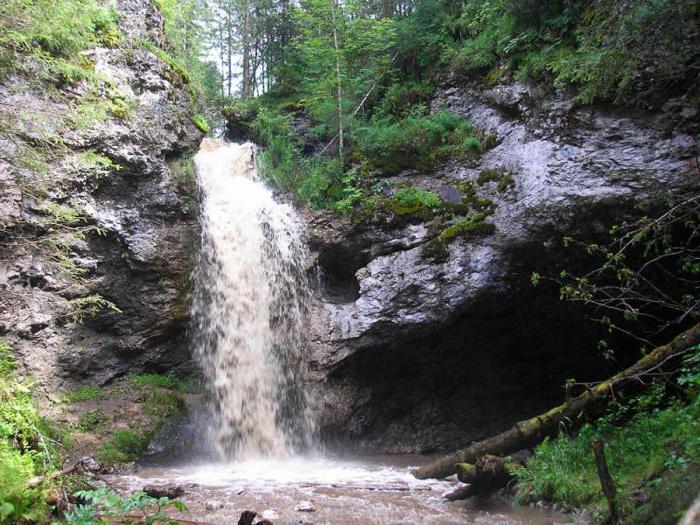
[304,82,699,453]
[0,0,202,397]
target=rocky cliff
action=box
[0,0,202,414]
[302,82,699,453]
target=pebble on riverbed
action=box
[258,509,280,520]
[143,484,185,499]
[204,499,224,510]
[294,501,316,512]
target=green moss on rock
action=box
[422,213,497,261]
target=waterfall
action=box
[192,138,314,461]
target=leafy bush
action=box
[96,430,151,464]
[446,0,699,108]
[61,488,187,525]
[356,111,484,174]
[0,0,121,82]
[390,187,441,215]
[378,81,435,118]
[0,341,54,523]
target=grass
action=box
[515,373,700,523]
[0,0,121,83]
[130,374,181,390]
[61,385,103,403]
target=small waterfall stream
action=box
[191,138,314,461]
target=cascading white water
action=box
[192,138,314,461]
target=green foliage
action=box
[68,150,122,179]
[190,114,210,134]
[390,187,441,216]
[67,294,122,324]
[0,0,121,82]
[515,378,700,522]
[378,82,435,119]
[151,0,223,125]
[445,0,699,108]
[554,195,699,344]
[356,111,485,175]
[141,391,186,421]
[40,203,82,225]
[67,86,133,131]
[61,386,103,403]
[169,154,198,216]
[75,410,106,433]
[477,168,515,193]
[0,341,54,523]
[61,487,187,525]
[96,430,151,464]
[140,39,191,85]
[130,374,181,390]
[423,213,497,260]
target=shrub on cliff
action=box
[0,0,120,83]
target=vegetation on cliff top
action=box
[216,0,697,215]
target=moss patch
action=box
[423,213,497,261]
[477,168,515,193]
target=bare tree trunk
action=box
[227,5,233,97]
[593,440,619,524]
[241,2,251,98]
[413,323,700,479]
[329,0,343,161]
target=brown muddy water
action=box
[108,455,577,524]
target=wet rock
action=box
[143,484,185,499]
[0,0,202,403]
[238,511,257,525]
[630,490,650,504]
[293,501,316,513]
[204,499,224,510]
[306,81,699,453]
[80,457,101,472]
[104,462,136,474]
[257,509,280,521]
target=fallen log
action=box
[445,455,522,501]
[25,462,80,488]
[413,323,700,479]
